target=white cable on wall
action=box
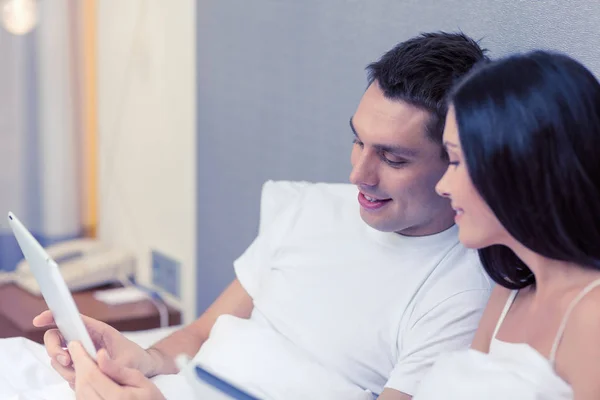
[118,274,169,329]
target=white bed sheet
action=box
[0,326,199,400]
[122,325,182,348]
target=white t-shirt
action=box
[196,184,492,399]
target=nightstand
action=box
[0,283,181,344]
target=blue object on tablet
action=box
[194,365,259,400]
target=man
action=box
[35,32,492,399]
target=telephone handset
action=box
[12,238,136,295]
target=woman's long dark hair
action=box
[449,51,600,289]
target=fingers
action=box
[45,328,75,384]
[37,311,107,354]
[42,325,75,384]
[68,341,96,369]
[43,329,70,364]
[69,342,122,400]
[34,310,102,336]
[97,348,146,387]
[77,385,104,400]
[50,357,75,386]
[33,309,55,327]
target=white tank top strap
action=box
[491,289,519,341]
[549,278,600,365]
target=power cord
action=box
[118,275,169,328]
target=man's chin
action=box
[359,210,400,233]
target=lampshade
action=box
[1,0,38,35]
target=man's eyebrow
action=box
[377,144,418,158]
[349,117,418,158]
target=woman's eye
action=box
[449,161,460,167]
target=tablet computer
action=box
[193,365,259,400]
[8,212,97,359]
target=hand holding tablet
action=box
[8,212,97,360]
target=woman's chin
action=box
[458,231,488,249]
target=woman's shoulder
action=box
[560,284,600,345]
[555,282,600,395]
[560,282,600,350]
[470,284,515,352]
[486,284,516,316]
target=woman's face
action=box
[436,107,510,248]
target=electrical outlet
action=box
[151,249,181,298]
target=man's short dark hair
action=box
[366,32,489,147]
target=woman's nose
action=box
[435,172,451,198]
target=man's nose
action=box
[350,153,378,187]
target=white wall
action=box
[36,0,80,237]
[97,0,197,323]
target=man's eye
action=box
[384,159,407,167]
[353,138,364,147]
[382,152,407,167]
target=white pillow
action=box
[258,180,356,234]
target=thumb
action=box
[67,341,95,371]
[97,349,146,387]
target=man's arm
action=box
[377,388,412,400]
[146,278,254,376]
[384,289,490,397]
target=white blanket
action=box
[0,322,375,400]
[0,327,196,400]
[0,337,71,400]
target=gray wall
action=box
[195,0,600,314]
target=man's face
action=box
[349,82,455,236]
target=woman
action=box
[414,51,600,399]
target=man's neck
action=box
[395,214,456,237]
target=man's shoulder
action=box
[438,245,489,285]
[414,246,492,310]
